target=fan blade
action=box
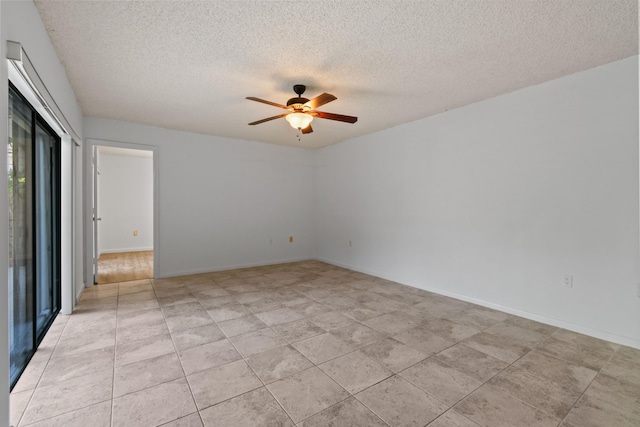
[248,113,288,125]
[246,97,290,110]
[315,111,358,123]
[301,124,313,134]
[304,93,337,110]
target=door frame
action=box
[83,138,159,288]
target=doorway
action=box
[8,84,61,389]
[86,142,157,286]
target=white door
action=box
[92,145,100,284]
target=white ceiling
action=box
[35,1,638,149]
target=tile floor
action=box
[9,261,640,427]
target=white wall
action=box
[84,119,316,277]
[1,0,85,421]
[316,56,640,348]
[97,152,153,254]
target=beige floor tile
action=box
[433,343,509,382]
[364,311,419,334]
[562,393,640,427]
[207,303,252,322]
[13,262,636,427]
[420,318,481,342]
[319,350,392,394]
[577,373,640,420]
[115,332,175,366]
[536,336,613,371]
[552,329,620,353]
[242,297,283,313]
[362,297,408,314]
[600,355,640,387]
[300,397,387,427]
[200,387,293,427]
[157,293,197,307]
[309,311,356,330]
[112,378,197,427]
[401,358,482,406]
[178,339,241,375]
[428,409,481,427]
[116,307,164,326]
[116,319,169,343]
[21,400,112,427]
[256,307,305,326]
[455,385,560,427]
[393,327,456,356]
[162,302,215,332]
[21,369,113,425]
[318,294,358,310]
[360,337,427,373]
[230,328,287,357]
[171,323,226,350]
[246,344,313,384]
[462,332,530,363]
[293,333,355,364]
[117,298,160,313]
[267,367,349,423]
[39,346,114,386]
[198,296,236,309]
[52,329,116,359]
[615,345,640,364]
[356,375,447,426]
[9,388,33,427]
[271,318,326,343]
[187,359,262,410]
[340,303,384,322]
[483,321,547,348]
[10,357,48,393]
[216,314,266,337]
[118,290,157,304]
[159,413,203,427]
[445,307,510,329]
[489,350,597,418]
[290,300,334,317]
[118,282,154,296]
[114,352,184,397]
[330,323,387,348]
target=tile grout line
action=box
[13,315,69,427]
[154,277,206,427]
[555,348,618,427]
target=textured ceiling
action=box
[35,1,638,149]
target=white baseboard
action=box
[317,257,640,350]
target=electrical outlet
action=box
[348,240,352,247]
[133,230,138,237]
[563,275,573,288]
[269,238,273,245]
[289,236,293,243]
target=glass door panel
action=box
[8,85,61,389]
[9,88,35,386]
[35,122,59,337]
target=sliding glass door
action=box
[9,84,61,389]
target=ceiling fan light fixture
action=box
[285,112,313,130]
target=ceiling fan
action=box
[246,84,357,134]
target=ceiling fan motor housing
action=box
[287,84,310,110]
[286,97,310,109]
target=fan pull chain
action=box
[296,129,301,142]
